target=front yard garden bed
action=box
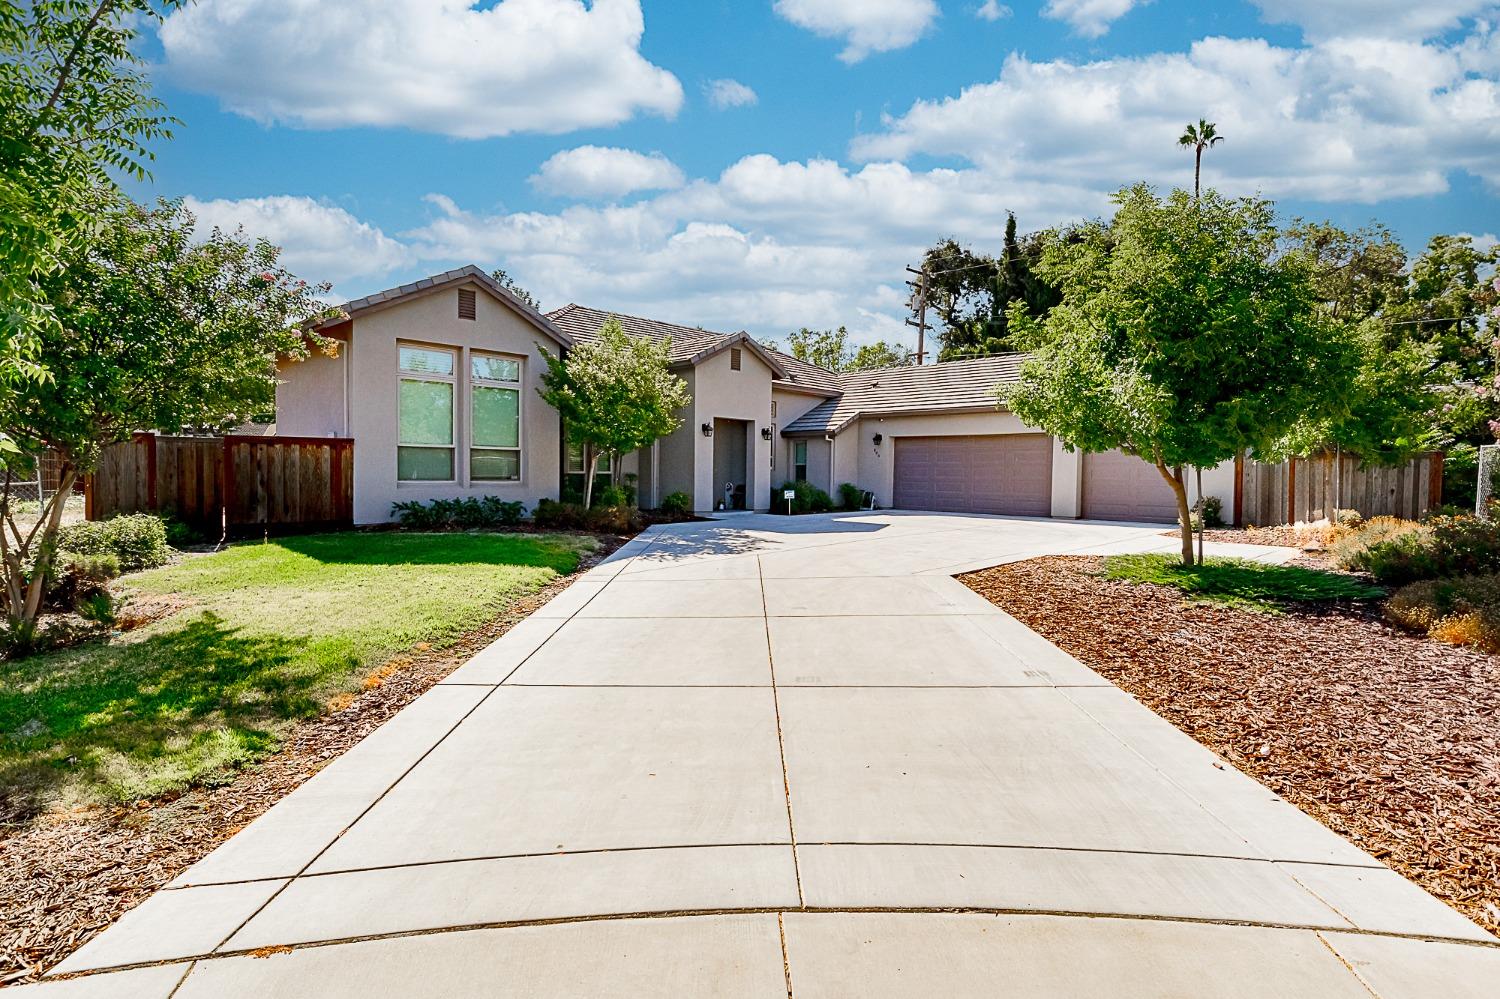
[0,530,620,984]
[961,555,1500,936]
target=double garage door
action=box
[891,436,1180,522]
[892,435,1053,516]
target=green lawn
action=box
[1101,553,1385,612]
[0,532,595,817]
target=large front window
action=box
[398,345,455,481]
[471,353,522,481]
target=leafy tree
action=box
[490,268,540,311]
[0,0,180,392]
[0,196,338,638]
[782,327,851,372]
[1272,222,1436,466]
[849,340,913,371]
[921,214,1058,359]
[1006,185,1352,564]
[1177,119,1224,199]
[774,326,914,372]
[537,317,690,508]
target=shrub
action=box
[57,514,171,572]
[659,491,692,517]
[532,498,586,530]
[47,552,121,609]
[1198,495,1224,529]
[838,482,866,511]
[391,497,527,530]
[597,484,630,508]
[775,480,836,515]
[1333,508,1363,528]
[1336,514,1500,585]
[75,591,119,625]
[584,504,645,533]
[1386,574,1500,652]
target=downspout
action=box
[341,336,352,437]
[825,433,835,492]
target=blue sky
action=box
[133,0,1500,344]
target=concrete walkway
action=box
[23,513,1498,997]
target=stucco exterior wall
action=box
[654,367,697,508]
[276,348,348,438]
[770,388,828,485]
[689,349,774,512]
[340,282,564,524]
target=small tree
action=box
[1,0,181,392]
[537,318,690,508]
[1006,185,1353,564]
[0,196,338,637]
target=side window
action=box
[793,440,808,483]
[471,354,522,481]
[397,345,456,481]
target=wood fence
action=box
[85,434,353,534]
[1239,452,1442,526]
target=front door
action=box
[712,418,749,510]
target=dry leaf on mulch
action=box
[961,555,1500,936]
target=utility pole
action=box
[905,264,930,365]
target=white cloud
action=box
[705,78,759,109]
[197,24,1500,349]
[183,195,411,287]
[1250,1,1496,41]
[853,34,1500,203]
[1041,0,1142,38]
[773,0,939,63]
[976,1,1012,22]
[158,0,683,139]
[530,146,686,199]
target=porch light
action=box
[873,433,884,446]
[701,422,714,437]
[761,426,773,441]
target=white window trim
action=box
[397,343,457,483]
[566,441,611,478]
[470,351,524,483]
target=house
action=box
[276,266,1231,524]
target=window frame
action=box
[793,440,808,482]
[396,343,457,483]
[469,351,524,483]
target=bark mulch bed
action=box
[0,535,628,986]
[1167,526,1340,549]
[961,555,1500,936]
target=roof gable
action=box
[315,266,570,346]
[546,304,788,379]
[782,353,1028,435]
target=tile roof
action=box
[766,349,843,395]
[316,265,569,345]
[545,304,789,379]
[782,353,1027,435]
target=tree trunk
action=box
[1152,457,1195,565]
[1196,465,1204,565]
[1194,147,1202,200]
[581,444,597,508]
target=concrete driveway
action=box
[26,513,1498,997]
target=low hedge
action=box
[1334,514,1500,585]
[56,514,172,572]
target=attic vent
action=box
[730,347,742,371]
[458,288,477,320]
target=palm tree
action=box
[1177,119,1223,199]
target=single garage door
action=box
[1082,449,1180,522]
[892,434,1053,516]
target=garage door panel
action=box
[1082,450,1180,522]
[893,435,1052,517]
